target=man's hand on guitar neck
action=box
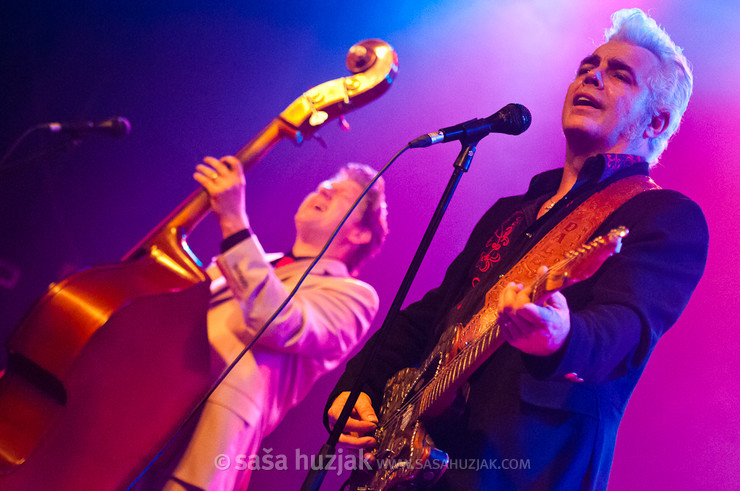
[328,391,378,453]
[497,266,571,357]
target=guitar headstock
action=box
[279,39,398,140]
[534,226,629,302]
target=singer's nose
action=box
[318,181,334,197]
[584,69,603,88]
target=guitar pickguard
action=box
[354,364,449,490]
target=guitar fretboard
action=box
[414,231,618,416]
[419,317,506,414]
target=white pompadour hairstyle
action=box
[605,8,693,163]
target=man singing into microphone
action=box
[326,8,707,489]
[159,156,388,490]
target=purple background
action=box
[1,1,737,489]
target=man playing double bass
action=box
[159,156,389,490]
[326,8,708,489]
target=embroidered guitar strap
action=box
[463,174,660,339]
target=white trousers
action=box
[168,400,262,491]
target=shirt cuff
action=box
[220,228,252,253]
[521,328,572,380]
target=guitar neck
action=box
[123,118,297,260]
[417,267,560,416]
[416,227,624,417]
[419,320,506,416]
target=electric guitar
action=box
[355,226,629,490]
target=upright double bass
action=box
[0,39,398,490]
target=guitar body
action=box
[351,368,448,491]
[0,39,398,489]
[352,228,629,490]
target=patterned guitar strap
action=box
[462,173,661,340]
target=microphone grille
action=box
[97,117,131,137]
[499,103,531,135]
[107,117,131,137]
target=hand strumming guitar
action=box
[327,391,378,457]
[497,265,571,357]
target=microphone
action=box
[42,117,131,138]
[408,103,531,148]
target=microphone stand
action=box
[302,137,482,491]
[0,125,83,173]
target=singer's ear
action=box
[347,226,372,246]
[644,111,670,139]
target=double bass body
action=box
[0,39,398,490]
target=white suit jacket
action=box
[205,234,378,437]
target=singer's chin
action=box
[562,120,604,148]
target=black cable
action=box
[127,144,410,489]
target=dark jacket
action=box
[327,155,709,490]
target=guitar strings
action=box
[377,235,614,438]
[375,248,587,434]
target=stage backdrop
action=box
[1,1,737,489]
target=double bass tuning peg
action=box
[346,43,377,73]
[308,111,328,126]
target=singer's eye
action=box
[613,72,632,83]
